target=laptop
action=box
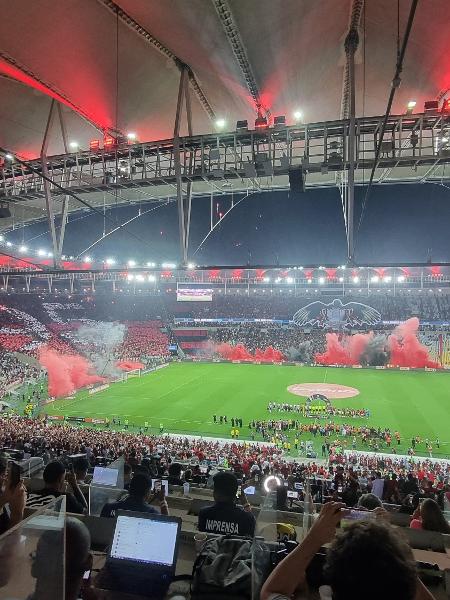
[92,466,119,487]
[97,511,182,598]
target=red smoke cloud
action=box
[315,318,439,368]
[38,347,105,398]
[216,343,284,362]
[388,317,440,368]
[315,333,358,366]
[116,360,145,371]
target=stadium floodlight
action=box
[5,153,14,161]
[148,274,157,282]
[215,118,226,129]
[340,265,346,270]
[293,110,303,122]
[339,276,344,282]
[83,256,92,263]
[307,278,312,284]
[397,275,405,283]
[37,249,47,257]
[286,277,294,284]
[275,277,281,283]
[127,260,136,267]
[352,276,359,283]
[18,245,28,253]
[48,252,53,258]
[187,263,196,270]
[438,288,442,292]
[263,277,271,283]
[162,262,176,269]
[384,276,392,283]
[371,275,379,283]
[406,100,417,114]
[105,258,116,265]
[69,141,79,150]
[136,274,144,282]
[146,261,156,267]
[126,132,137,141]
[6,241,12,247]
[127,274,134,281]
[318,277,325,284]
[298,266,303,270]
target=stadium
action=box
[0,1,450,598]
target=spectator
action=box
[100,473,168,518]
[275,486,303,513]
[72,457,89,485]
[27,461,87,514]
[370,471,384,499]
[198,472,255,536]
[261,502,436,600]
[123,462,133,490]
[410,498,450,533]
[357,493,382,511]
[167,462,184,486]
[30,517,92,600]
[0,456,27,534]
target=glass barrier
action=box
[88,457,125,516]
[252,477,318,599]
[0,496,66,600]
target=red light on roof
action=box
[232,269,243,279]
[255,116,268,128]
[326,268,337,279]
[209,269,220,279]
[89,139,100,151]
[103,134,116,149]
[442,98,450,112]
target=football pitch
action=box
[46,362,450,457]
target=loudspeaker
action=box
[288,168,305,193]
[0,202,11,218]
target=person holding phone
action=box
[100,473,169,518]
[0,456,27,534]
[261,502,436,600]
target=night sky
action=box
[6,182,450,266]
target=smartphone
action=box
[10,462,21,489]
[294,482,303,491]
[287,490,299,499]
[152,479,168,495]
[341,509,374,527]
[236,485,242,498]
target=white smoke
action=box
[75,321,126,377]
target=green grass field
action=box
[46,362,450,457]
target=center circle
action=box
[287,383,360,399]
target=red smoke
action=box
[388,317,440,368]
[315,318,439,368]
[38,347,105,398]
[315,333,357,366]
[216,343,284,362]
[116,360,145,371]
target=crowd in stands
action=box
[0,352,40,392]
[0,416,449,600]
[117,321,169,359]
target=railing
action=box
[1,112,449,201]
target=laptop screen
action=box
[110,515,179,567]
[92,466,119,487]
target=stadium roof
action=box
[0,0,449,260]
[1,0,449,157]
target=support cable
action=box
[356,0,419,238]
